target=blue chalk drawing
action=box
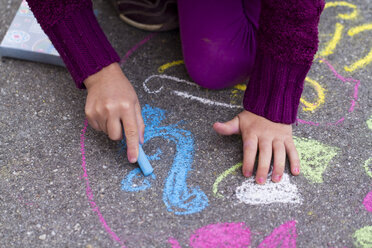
[120,104,209,215]
[121,168,156,192]
[147,148,162,160]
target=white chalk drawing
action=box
[173,91,242,109]
[236,173,303,205]
[143,74,243,109]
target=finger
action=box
[242,133,258,178]
[213,116,240,135]
[272,140,286,182]
[285,140,301,175]
[121,109,139,163]
[106,118,123,141]
[88,118,101,131]
[135,102,145,144]
[98,119,108,135]
[85,108,101,131]
[256,138,272,184]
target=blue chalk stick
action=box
[137,144,154,176]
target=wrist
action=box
[84,62,122,90]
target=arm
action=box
[214,0,325,184]
[26,0,120,88]
[243,0,325,124]
[26,0,143,163]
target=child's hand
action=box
[84,62,144,163]
[213,110,300,184]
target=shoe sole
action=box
[119,13,165,31]
[111,0,178,31]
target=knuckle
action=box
[95,105,104,116]
[243,137,257,150]
[103,102,115,113]
[259,140,272,150]
[272,140,284,149]
[292,158,301,165]
[125,129,138,139]
[273,163,285,170]
[85,108,94,119]
[119,101,132,111]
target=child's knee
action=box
[183,44,256,89]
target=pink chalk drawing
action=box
[189,223,251,248]
[257,220,297,248]
[168,237,182,248]
[119,33,156,65]
[168,221,297,248]
[363,191,372,212]
[169,222,251,248]
[80,120,126,248]
[297,58,360,126]
[79,34,155,247]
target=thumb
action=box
[213,116,240,135]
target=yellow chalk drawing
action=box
[300,77,326,112]
[213,137,340,194]
[364,158,372,178]
[319,23,344,57]
[344,23,372,72]
[158,60,184,73]
[234,84,247,91]
[230,90,240,104]
[324,2,358,20]
[230,78,325,113]
[213,162,242,198]
[293,137,340,183]
[344,47,372,72]
[353,226,372,248]
[229,84,247,104]
[367,116,372,130]
[348,23,372,36]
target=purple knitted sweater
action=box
[26,0,324,124]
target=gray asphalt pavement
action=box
[0,0,371,247]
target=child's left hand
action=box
[213,110,300,184]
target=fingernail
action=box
[257,177,265,184]
[293,168,300,173]
[273,175,281,181]
[128,150,138,163]
[129,156,137,163]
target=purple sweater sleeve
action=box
[26,0,120,89]
[243,0,325,124]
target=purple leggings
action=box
[178,0,261,89]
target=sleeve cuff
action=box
[243,49,311,124]
[45,7,120,88]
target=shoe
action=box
[111,0,179,31]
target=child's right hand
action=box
[84,62,144,163]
